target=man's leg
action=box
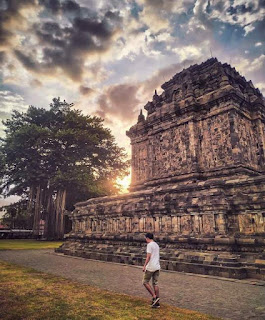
[144,283,156,298]
[151,271,160,307]
[143,271,156,298]
[153,285,159,298]
[152,270,160,297]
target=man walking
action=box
[142,232,160,308]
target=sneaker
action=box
[150,298,155,306]
[152,302,160,309]
[152,297,160,307]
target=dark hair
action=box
[145,232,154,239]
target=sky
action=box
[0,0,265,206]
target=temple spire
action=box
[137,109,145,123]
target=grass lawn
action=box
[0,239,63,250]
[0,261,219,320]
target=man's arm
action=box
[143,253,151,272]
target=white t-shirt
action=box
[146,241,160,272]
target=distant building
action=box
[0,207,7,221]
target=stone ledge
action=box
[57,237,265,280]
[57,248,254,280]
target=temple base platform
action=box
[57,175,265,280]
[57,234,265,280]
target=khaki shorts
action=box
[142,270,160,286]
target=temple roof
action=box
[142,57,264,115]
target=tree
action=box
[1,200,33,229]
[0,98,129,239]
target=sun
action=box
[116,173,131,194]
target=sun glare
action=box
[116,173,131,194]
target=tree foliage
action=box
[1,200,33,229]
[0,98,129,238]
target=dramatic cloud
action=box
[189,0,265,36]
[209,0,265,34]
[96,84,140,123]
[29,9,122,80]
[95,59,198,125]
[0,0,123,82]
[0,0,264,150]
[0,0,37,49]
[140,59,196,97]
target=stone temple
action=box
[58,58,265,280]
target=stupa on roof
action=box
[58,58,265,280]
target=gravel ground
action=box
[0,249,265,320]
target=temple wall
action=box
[132,121,195,184]
[71,206,265,237]
[233,112,260,169]
[198,112,232,170]
[131,102,265,188]
[72,214,223,236]
[59,59,265,280]
[131,141,148,185]
[69,176,265,238]
[150,122,193,179]
[132,112,265,186]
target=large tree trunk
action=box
[27,186,34,225]
[32,185,41,237]
[39,188,67,240]
[43,189,54,240]
[54,189,67,239]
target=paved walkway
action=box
[0,250,265,320]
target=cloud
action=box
[95,59,198,125]
[14,49,40,72]
[191,0,265,35]
[79,86,94,96]
[0,0,123,83]
[138,0,195,18]
[30,79,43,87]
[140,59,196,96]
[0,0,264,155]
[138,0,195,33]
[0,0,37,50]
[96,84,140,123]
[173,45,204,61]
[0,90,28,136]
[236,54,265,73]
[39,0,61,14]
[0,51,6,65]
[256,82,265,94]
[31,9,122,81]
[248,54,265,72]
[39,0,90,15]
[228,54,265,94]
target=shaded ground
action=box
[0,239,62,250]
[0,249,264,320]
[1,261,216,320]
